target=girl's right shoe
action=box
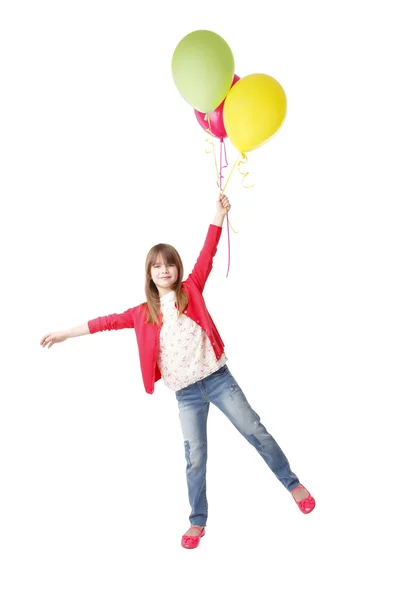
[292,485,316,514]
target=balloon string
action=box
[205,137,214,154]
[219,138,228,184]
[219,137,224,189]
[222,154,240,192]
[205,136,220,180]
[205,115,221,184]
[219,138,231,278]
[216,148,238,234]
[204,132,239,276]
[238,153,255,188]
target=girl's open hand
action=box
[40,331,68,349]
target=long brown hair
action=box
[144,243,188,325]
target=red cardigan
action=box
[87,224,225,394]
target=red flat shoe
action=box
[181,526,206,549]
[292,485,316,514]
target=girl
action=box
[40,193,315,550]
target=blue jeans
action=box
[175,364,300,526]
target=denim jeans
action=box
[175,364,300,526]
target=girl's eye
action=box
[153,264,174,268]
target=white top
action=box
[157,291,227,391]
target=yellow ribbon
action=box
[227,216,238,233]
[205,137,214,153]
[237,153,254,188]
[221,155,240,192]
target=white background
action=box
[1,1,399,598]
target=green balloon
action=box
[172,30,234,113]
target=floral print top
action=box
[157,291,227,391]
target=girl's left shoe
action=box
[291,485,316,514]
[181,526,205,549]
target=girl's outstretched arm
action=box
[40,323,89,349]
[41,307,135,349]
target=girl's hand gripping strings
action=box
[213,193,231,227]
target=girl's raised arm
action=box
[186,194,231,293]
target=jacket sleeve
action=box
[87,308,135,333]
[186,224,222,293]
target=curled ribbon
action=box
[237,153,254,188]
[205,136,215,154]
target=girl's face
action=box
[151,253,178,296]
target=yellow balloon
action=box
[223,73,287,153]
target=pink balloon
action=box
[194,74,240,139]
